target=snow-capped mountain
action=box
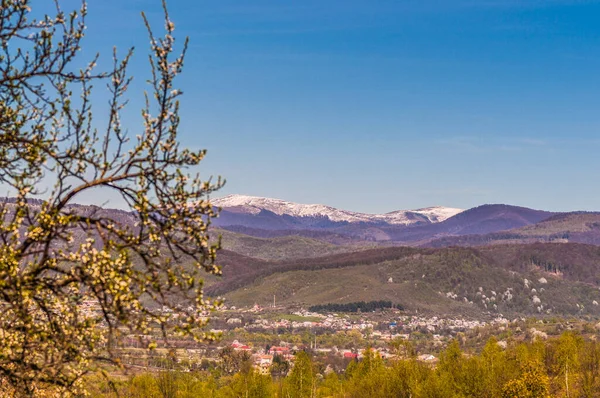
[212,194,463,226]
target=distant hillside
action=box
[426,212,600,248]
[216,228,361,261]
[218,203,556,245]
[516,212,600,243]
[217,226,364,245]
[216,249,271,280]
[380,204,555,244]
[479,242,600,285]
[209,243,600,317]
[437,204,555,234]
[208,247,423,297]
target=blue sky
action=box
[42,0,600,212]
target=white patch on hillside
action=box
[212,195,463,225]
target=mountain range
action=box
[202,195,600,317]
[212,194,559,245]
[14,194,600,317]
[212,194,463,226]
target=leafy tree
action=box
[480,337,514,397]
[271,354,290,378]
[229,369,274,398]
[318,372,344,397]
[345,348,388,397]
[128,373,161,397]
[386,359,426,398]
[502,361,550,398]
[285,351,315,398]
[580,341,600,397]
[309,300,396,313]
[219,347,252,375]
[437,339,464,387]
[555,332,582,397]
[390,338,416,359]
[0,0,223,394]
[503,379,532,398]
[156,371,178,398]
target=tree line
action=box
[309,300,398,313]
[78,331,600,397]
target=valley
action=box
[45,194,600,395]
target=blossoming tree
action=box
[0,0,223,395]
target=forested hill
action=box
[210,242,600,318]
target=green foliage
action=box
[345,349,388,397]
[270,354,290,378]
[309,300,397,313]
[502,361,550,398]
[227,369,274,398]
[284,351,316,398]
[156,371,178,398]
[218,347,252,375]
[91,331,600,398]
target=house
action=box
[269,346,290,356]
[231,340,242,348]
[253,354,274,374]
[231,340,252,351]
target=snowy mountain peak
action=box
[212,194,463,225]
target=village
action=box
[203,304,514,373]
[106,303,528,375]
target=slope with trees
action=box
[213,243,600,317]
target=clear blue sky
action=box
[45,0,600,212]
